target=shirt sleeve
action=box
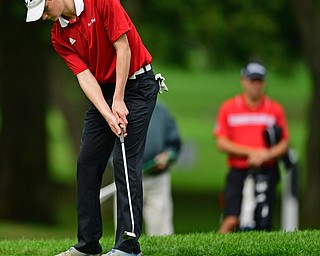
[214,102,229,138]
[51,29,88,76]
[98,0,131,43]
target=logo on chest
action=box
[88,18,96,27]
[69,38,76,45]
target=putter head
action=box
[123,231,136,240]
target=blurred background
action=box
[0,0,319,239]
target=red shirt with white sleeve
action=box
[51,0,152,84]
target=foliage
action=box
[123,0,300,71]
[0,230,319,255]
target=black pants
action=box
[224,167,279,231]
[74,70,158,254]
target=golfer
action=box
[213,61,289,233]
[25,0,158,255]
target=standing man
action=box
[142,101,181,236]
[213,61,289,233]
[25,0,158,255]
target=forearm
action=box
[248,139,289,167]
[113,34,131,101]
[216,136,253,157]
[111,34,131,130]
[76,69,122,136]
[267,139,289,160]
[76,69,112,118]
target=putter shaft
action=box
[120,131,136,239]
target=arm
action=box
[151,109,181,172]
[250,106,290,167]
[76,69,122,136]
[216,136,253,157]
[112,34,131,130]
[216,136,289,168]
[143,106,181,174]
[248,138,289,167]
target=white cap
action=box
[25,0,45,22]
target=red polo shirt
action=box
[51,0,152,84]
[214,94,289,169]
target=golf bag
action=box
[239,125,299,231]
[239,169,271,231]
[264,125,299,198]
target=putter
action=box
[119,130,136,240]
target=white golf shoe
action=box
[102,249,142,256]
[55,247,101,256]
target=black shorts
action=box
[223,167,280,221]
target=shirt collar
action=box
[240,94,267,111]
[59,0,84,28]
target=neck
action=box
[244,94,263,108]
[62,0,77,20]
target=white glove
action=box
[155,73,169,94]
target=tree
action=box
[127,0,320,227]
[125,0,300,70]
[0,1,55,223]
[290,0,320,227]
[129,0,320,228]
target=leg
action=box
[218,169,247,234]
[218,216,239,234]
[113,71,158,253]
[74,104,116,254]
[143,172,174,236]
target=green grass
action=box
[0,230,319,255]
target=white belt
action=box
[129,64,152,79]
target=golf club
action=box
[119,130,136,240]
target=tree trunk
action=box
[290,0,320,228]
[0,1,55,223]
